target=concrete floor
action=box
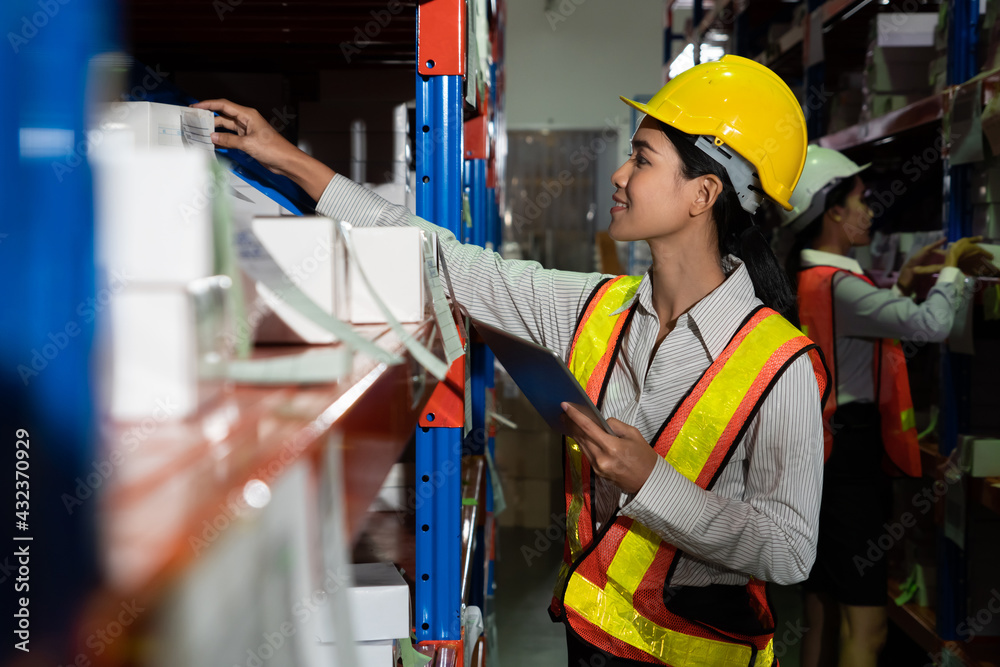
[494,525,805,667]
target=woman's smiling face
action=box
[608,116,702,244]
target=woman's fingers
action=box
[191,98,251,124]
[209,131,245,150]
[213,115,241,133]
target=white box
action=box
[98,101,216,152]
[106,287,199,420]
[876,13,938,48]
[251,216,340,344]
[345,227,425,324]
[318,639,395,667]
[317,562,410,643]
[92,150,214,285]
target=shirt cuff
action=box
[618,457,708,537]
[936,266,963,289]
[315,173,390,227]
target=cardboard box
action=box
[343,226,425,324]
[251,216,341,344]
[92,150,214,285]
[875,13,938,48]
[105,285,220,421]
[98,101,216,152]
[316,562,410,643]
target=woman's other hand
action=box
[560,403,658,494]
[191,99,335,201]
[896,238,946,297]
[945,236,999,277]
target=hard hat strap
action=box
[692,136,764,216]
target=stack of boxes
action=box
[493,366,564,530]
[860,13,940,122]
[91,101,228,421]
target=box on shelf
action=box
[342,226,425,325]
[98,101,216,153]
[92,150,215,285]
[250,216,341,344]
[103,276,229,421]
[371,462,414,512]
[874,13,938,48]
[959,437,1000,478]
[316,562,410,643]
[318,639,396,667]
[972,204,1000,241]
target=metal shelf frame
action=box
[415,0,504,655]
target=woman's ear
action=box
[690,174,724,216]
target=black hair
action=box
[656,121,797,322]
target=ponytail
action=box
[723,223,798,322]
[657,121,797,321]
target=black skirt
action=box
[804,402,891,606]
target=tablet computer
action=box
[470,318,614,436]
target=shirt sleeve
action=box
[833,268,962,342]
[618,353,824,585]
[315,174,609,357]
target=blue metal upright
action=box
[414,0,466,645]
[937,0,979,642]
[2,0,111,659]
[463,156,490,610]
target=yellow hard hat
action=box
[621,55,807,211]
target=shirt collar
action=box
[607,254,762,361]
[800,248,863,274]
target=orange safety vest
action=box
[549,275,829,666]
[797,265,921,477]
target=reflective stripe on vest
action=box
[554,283,828,665]
[563,276,642,562]
[797,266,921,476]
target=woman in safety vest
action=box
[780,146,994,667]
[196,56,829,666]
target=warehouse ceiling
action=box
[124,0,424,72]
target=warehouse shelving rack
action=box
[34,0,507,664]
[671,1,1000,664]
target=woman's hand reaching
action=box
[560,403,659,495]
[191,99,336,201]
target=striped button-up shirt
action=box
[318,175,824,586]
